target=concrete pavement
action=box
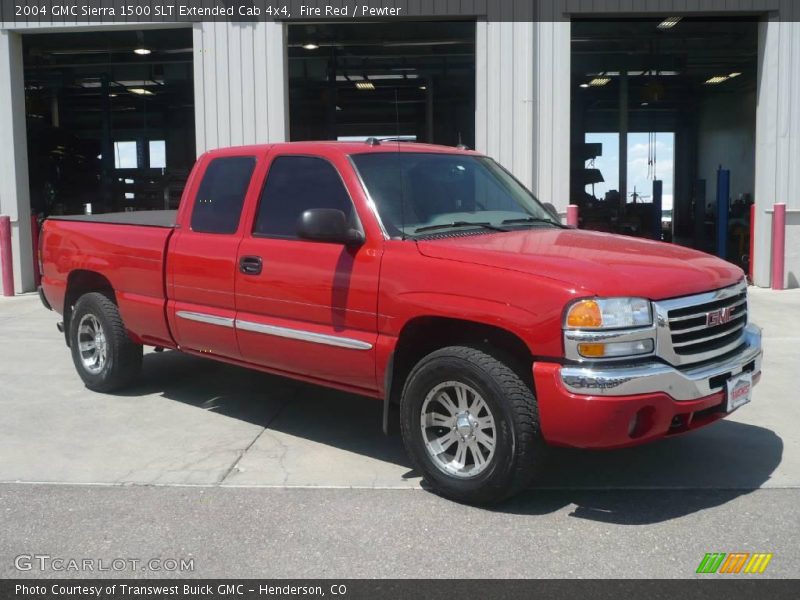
[0,287,796,490]
[0,287,798,579]
[1,484,799,578]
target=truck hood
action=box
[416,228,743,300]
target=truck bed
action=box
[40,214,176,348]
[48,210,177,228]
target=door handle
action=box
[239,255,263,275]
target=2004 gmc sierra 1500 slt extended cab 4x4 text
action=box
[38,141,763,504]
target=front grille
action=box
[666,288,747,358]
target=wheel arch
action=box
[383,315,535,434]
[63,270,116,346]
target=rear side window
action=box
[191,156,256,234]
[254,156,354,238]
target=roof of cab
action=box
[202,140,481,158]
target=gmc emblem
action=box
[706,307,734,327]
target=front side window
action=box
[190,156,256,234]
[254,155,355,238]
[350,152,560,238]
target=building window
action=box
[113,141,138,169]
[149,140,166,169]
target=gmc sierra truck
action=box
[39,141,762,504]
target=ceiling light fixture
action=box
[355,81,375,90]
[128,87,154,95]
[133,47,151,55]
[579,83,590,88]
[704,76,729,85]
[589,77,611,87]
[657,17,682,30]
[728,72,742,78]
[302,43,319,50]
[419,85,427,90]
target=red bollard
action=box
[30,215,41,287]
[771,203,786,290]
[566,204,579,228]
[0,215,14,297]
[748,203,755,283]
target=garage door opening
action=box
[571,17,757,269]
[23,28,195,217]
[287,21,475,147]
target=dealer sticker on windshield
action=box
[726,372,752,413]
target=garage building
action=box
[1,1,799,293]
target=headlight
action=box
[565,297,652,330]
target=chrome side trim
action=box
[560,324,762,401]
[235,319,373,350]
[176,310,235,328]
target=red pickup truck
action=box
[39,141,762,504]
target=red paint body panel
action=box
[40,219,173,346]
[533,363,760,448]
[165,148,268,358]
[40,141,753,450]
[417,228,743,300]
[234,147,383,392]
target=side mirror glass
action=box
[297,208,365,246]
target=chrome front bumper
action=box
[560,324,762,401]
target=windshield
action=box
[350,152,560,238]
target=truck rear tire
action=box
[400,346,546,505]
[68,292,142,392]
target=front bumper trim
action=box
[560,324,762,401]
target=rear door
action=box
[234,151,382,392]
[166,152,260,358]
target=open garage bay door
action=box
[23,28,195,218]
[287,22,475,148]
[570,18,757,271]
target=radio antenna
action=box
[394,87,407,240]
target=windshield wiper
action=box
[501,216,566,229]
[413,221,509,234]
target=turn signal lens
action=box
[566,300,602,328]
[577,343,605,357]
[577,340,654,359]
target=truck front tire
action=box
[68,292,142,392]
[400,346,546,505]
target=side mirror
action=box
[542,202,561,222]
[297,208,365,246]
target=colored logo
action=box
[706,306,734,326]
[696,552,773,574]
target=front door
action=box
[234,153,382,392]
